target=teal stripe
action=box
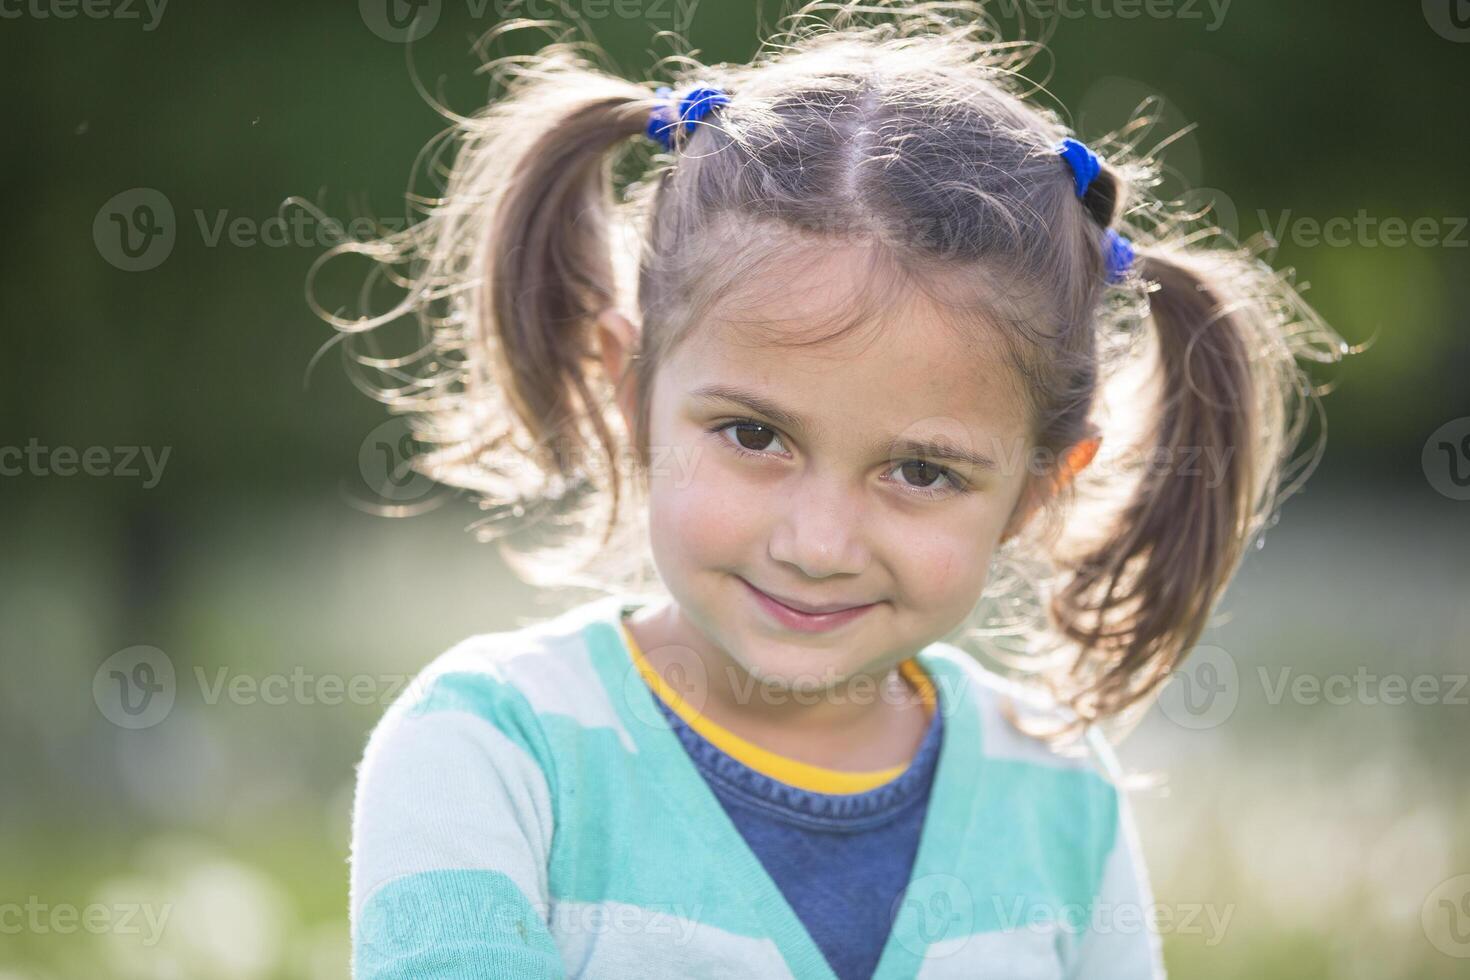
[959,759,1118,929]
[540,713,775,936]
[355,869,564,979]
[583,616,835,979]
[875,650,988,977]
[409,664,777,940]
[875,652,1119,978]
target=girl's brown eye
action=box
[899,460,944,488]
[732,423,776,452]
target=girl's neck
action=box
[622,598,931,772]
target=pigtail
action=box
[1046,236,1313,738]
[475,72,656,524]
[310,41,667,565]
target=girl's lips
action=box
[739,578,878,633]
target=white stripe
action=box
[350,707,554,925]
[928,644,1099,771]
[917,922,1065,979]
[551,900,793,979]
[1060,786,1169,979]
[399,596,642,753]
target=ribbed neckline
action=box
[655,690,944,828]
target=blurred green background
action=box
[2,1,1467,977]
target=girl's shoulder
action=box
[916,639,1129,786]
[381,592,640,729]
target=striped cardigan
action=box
[350,592,1167,978]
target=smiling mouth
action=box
[738,577,879,630]
[754,587,871,614]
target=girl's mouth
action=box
[738,577,878,633]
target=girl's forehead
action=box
[671,299,1030,441]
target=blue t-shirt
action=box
[648,678,944,980]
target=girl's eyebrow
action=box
[690,383,999,471]
[692,384,807,432]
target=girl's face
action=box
[622,254,1037,698]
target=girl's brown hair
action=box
[309,1,1346,745]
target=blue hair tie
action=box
[646,82,729,152]
[1103,228,1135,284]
[1057,137,1101,197]
[1057,137,1134,283]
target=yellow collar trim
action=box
[620,620,936,795]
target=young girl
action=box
[332,3,1343,977]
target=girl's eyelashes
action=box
[705,419,971,499]
[890,458,969,499]
[711,419,788,457]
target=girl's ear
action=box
[596,307,641,432]
[1054,433,1101,491]
[999,430,1102,543]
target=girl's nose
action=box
[766,473,871,579]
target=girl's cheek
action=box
[653,448,769,558]
[888,515,1002,612]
